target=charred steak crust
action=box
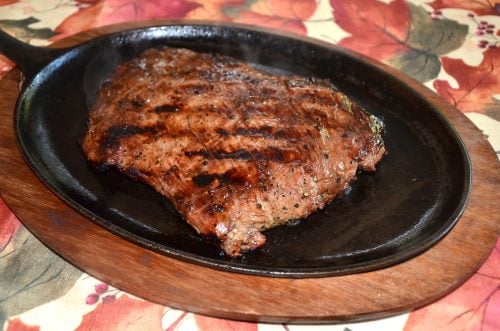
[82,47,385,256]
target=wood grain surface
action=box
[0,23,499,323]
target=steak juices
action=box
[82,47,385,256]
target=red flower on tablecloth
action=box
[404,239,500,331]
[5,319,39,331]
[429,0,500,16]
[434,47,500,113]
[0,198,21,251]
[330,0,468,82]
[330,0,411,62]
[0,0,17,5]
[185,0,244,21]
[0,60,12,80]
[85,282,121,305]
[0,55,14,77]
[194,315,258,331]
[226,0,317,35]
[187,0,317,35]
[75,295,165,330]
[228,10,308,35]
[53,0,201,41]
[53,0,317,41]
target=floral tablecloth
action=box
[0,1,499,330]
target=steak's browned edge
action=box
[82,47,385,256]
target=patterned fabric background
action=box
[0,1,498,330]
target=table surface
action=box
[0,1,499,330]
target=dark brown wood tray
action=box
[0,23,498,323]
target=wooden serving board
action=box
[0,24,499,323]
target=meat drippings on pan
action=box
[82,47,386,256]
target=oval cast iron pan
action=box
[0,23,471,278]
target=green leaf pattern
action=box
[0,227,82,326]
[390,4,468,82]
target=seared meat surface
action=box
[82,47,385,256]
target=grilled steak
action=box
[82,47,385,256]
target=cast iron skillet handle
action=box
[0,29,68,81]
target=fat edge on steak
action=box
[82,47,386,256]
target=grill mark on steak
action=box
[238,127,273,137]
[206,203,225,214]
[185,147,300,163]
[182,83,211,95]
[118,96,146,111]
[123,166,151,181]
[192,173,220,187]
[153,104,182,113]
[100,125,156,152]
[193,167,256,188]
[216,126,300,141]
[82,47,385,256]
